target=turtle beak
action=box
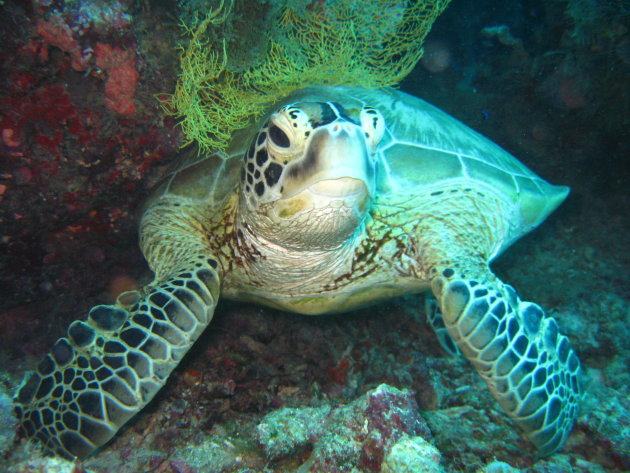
[306,177,368,199]
[280,121,376,199]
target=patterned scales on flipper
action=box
[425,295,461,357]
[14,262,220,459]
[430,266,582,456]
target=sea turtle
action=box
[14,86,582,460]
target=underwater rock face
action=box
[476,461,520,473]
[0,386,17,456]
[380,435,442,473]
[255,384,433,472]
[255,405,332,459]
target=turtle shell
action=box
[149,86,568,250]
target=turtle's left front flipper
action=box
[14,198,222,459]
[430,265,582,456]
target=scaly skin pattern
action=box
[431,267,581,455]
[220,182,509,314]
[14,200,223,459]
[381,188,582,455]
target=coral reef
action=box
[94,42,139,115]
[255,405,331,459]
[0,0,181,332]
[381,435,441,473]
[0,0,628,472]
[254,384,433,472]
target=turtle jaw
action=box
[307,176,368,199]
[275,177,370,220]
[253,177,370,251]
[267,123,374,250]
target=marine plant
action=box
[162,0,452,153]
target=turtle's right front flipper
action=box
[14,262,220,459]
[430,265,582,456]
[14,196,224,460]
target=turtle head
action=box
[239,101,385,250]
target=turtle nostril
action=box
[329,122,353,136]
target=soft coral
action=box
[95,42,139,115]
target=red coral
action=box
[328,355,351,383]
[364,386,426,438]
[35,19,138,115]
[2,128,20,147]
[0,83,78,157]
[35,16,90,71]
[357,385,431,472]
[94,42,138,115]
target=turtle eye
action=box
[265,106,310,162]
[269,124,290,148]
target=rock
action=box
[0,383,17,456]
[8,457,78,473]
[255,405,331,459]
[255,384,435,472]
[381,434,442,473]
[528,454,608,473]
[476,460,520,473]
